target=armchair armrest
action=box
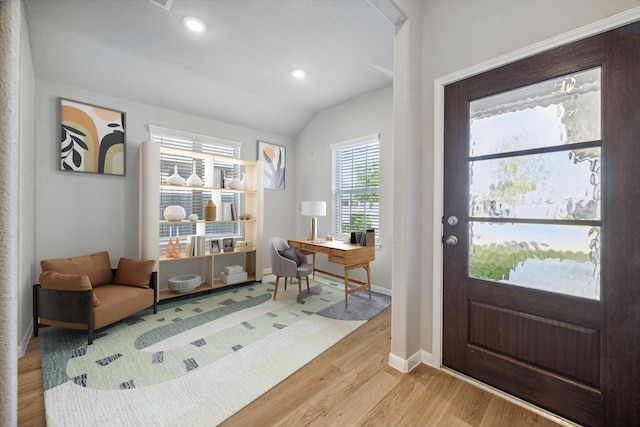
[33,283,94,342]
[278,254,299,277]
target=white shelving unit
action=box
[140,140,263,300]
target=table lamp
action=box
[301,201,326,241]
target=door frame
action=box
[431,7,640,370]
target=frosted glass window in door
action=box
[469,222,600,300]
[467,67,602,301]
[470,68,601,157]
[470,147,601,220]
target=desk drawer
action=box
[301,243,331,255]
[329,246,374,265]
[289,241,301,249]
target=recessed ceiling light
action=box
[183,16,207,33]
[291,68,308,79]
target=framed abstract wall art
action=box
[257,140,285,190]
[59,98,126,176]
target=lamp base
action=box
[308,217,317,241]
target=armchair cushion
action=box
[279,247,301,266]
[40,251,113,287]
[39,271,100,306]
[113,257,155,288]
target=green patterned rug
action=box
[40,276,391,426]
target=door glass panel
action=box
[470,67,601,157]
[470,147,601,220]
[469,222,600,300]
[467,67,602,300]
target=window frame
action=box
[330,134,380,243]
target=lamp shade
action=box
[301,201,326,217]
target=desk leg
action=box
[343,266,349,308]
[312,253,316,279]
[365,263,371,299]
[342,262,371,308]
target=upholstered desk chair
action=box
[269,237,313,303]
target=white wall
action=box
[294,85,393,292]
[32,80,294,288]
[389,0,640,368]
[18,0,36,356]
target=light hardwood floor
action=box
[19,307,565,426]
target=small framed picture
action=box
[222,238,234,253]
[210,239,221,254]
[257,140,285,190]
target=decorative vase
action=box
[174,227,182,258]
[166,165,185,186]
[164,205,186,221]
[186,160,203,187]
[174,237,182,258]
[204,200,217,221]
[166,227,175,258]
[224,173,246,190]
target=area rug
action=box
[40,276,391,426]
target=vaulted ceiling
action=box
[24,0,401,137]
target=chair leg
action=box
[306,276,310,293]
[297,277,303,303]
[284,276,288,291]
[273,276,280,300]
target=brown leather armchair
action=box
[33,252,158,344]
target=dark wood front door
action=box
[442,21,640,427]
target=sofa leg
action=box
[33,318,39,338]
[153,301,158,314]
[88,329,94,345]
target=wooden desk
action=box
[288,238,375,307]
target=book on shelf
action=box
[188,235,206,256]
[214,167,225,188]
[230,202,237,220]
[222,202,238,221]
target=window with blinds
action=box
[331,135,380,242]
[149,126,242,243]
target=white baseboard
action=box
[388,349,427,373]
[17,319,33,358]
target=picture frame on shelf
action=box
[210,239,221,254]
[59,98,126,176]
[222,238,234,252]
[257,140,285,190]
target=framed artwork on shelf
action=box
[257,140,285,190]
[59,98,126,176]
[222,238,234,252]
[210,239,221,254]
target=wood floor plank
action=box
[19,306,565,427]
[446,382,493,426]
[219,362,342,426]
[309,370,401,426]
[271,402,322,427]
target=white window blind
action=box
[149,126,242,242]
[331,134,380,242]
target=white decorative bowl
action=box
[168,274,201,293]
[164,205,186,221]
